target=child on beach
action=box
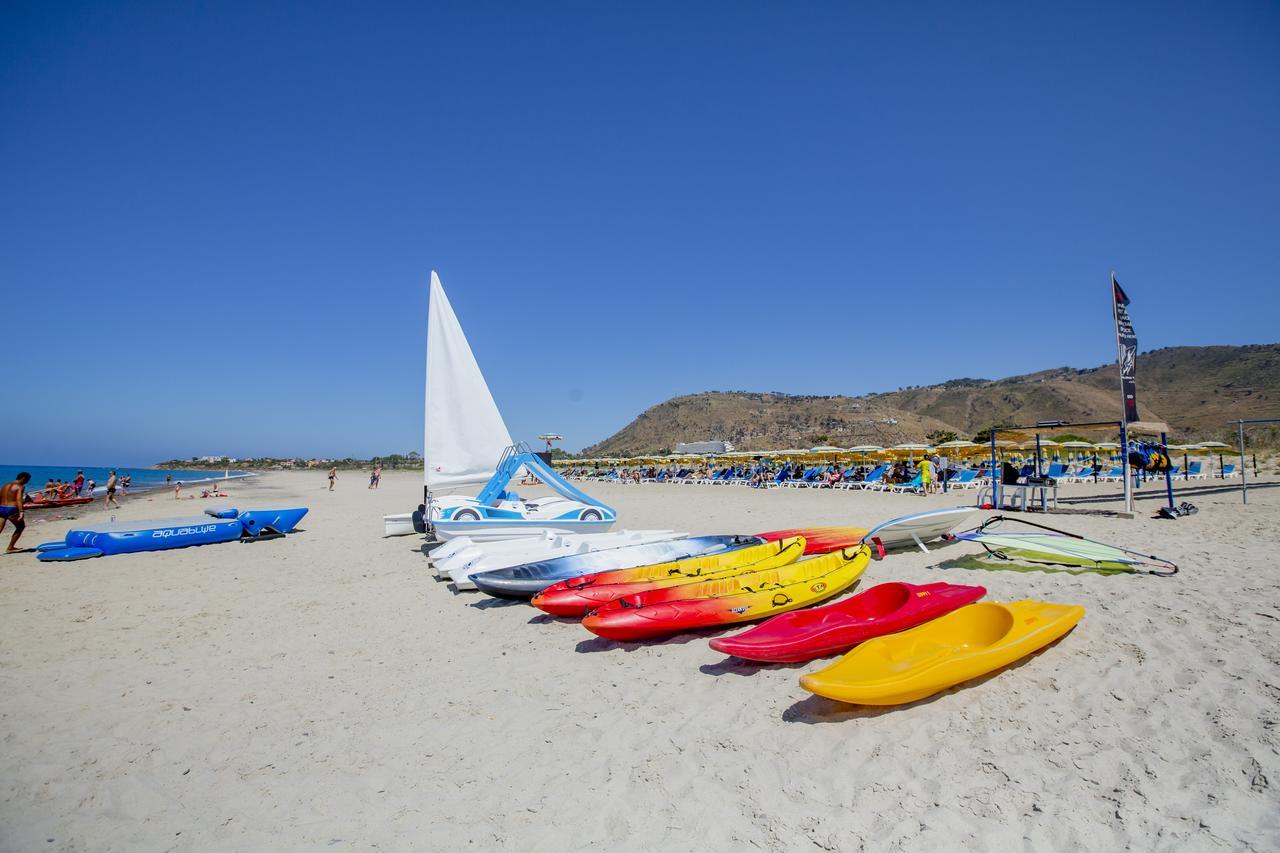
[328,467,337,491]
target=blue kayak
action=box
[36,507,308,561]
[470,535,764,599]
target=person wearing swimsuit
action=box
[0,472,31,552]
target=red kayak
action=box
[23,496,94,509]
[707,582,986,663]
[757,526,868,555]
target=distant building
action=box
[675,441,734,454]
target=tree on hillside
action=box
[926,430,959,445]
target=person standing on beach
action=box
[918,457,933,494]
[369,465,382,489]
[328,467,337,491]
[105,470,120,508]
[1,472,31,552]
[73,471,85,497]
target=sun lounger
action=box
[888,473,925,494]
[851,466,888,490]
[1099,466,1125,482]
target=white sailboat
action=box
[384,271,512,536]
[384,271,616,539]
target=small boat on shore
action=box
[23,496,94,510]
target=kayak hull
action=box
[757,526,868,555]
[582,546,871,642]
[799,600,1085,705]
[861,508,978,551]
[708,582,986,662]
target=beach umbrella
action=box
[1056,439,1095,464]
[891,443,933,462]
[1189,441,1238,477]
[842,445,884,468]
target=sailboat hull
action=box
[432,517,615,542]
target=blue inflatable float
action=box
[36,507,308,561]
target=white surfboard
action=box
[861,507,979,553]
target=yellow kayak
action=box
[532,537,806,616]
[581,546,872,641]
[799,600,1085,705]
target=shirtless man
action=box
[1,472,31,552]
[328,467,337,491]
[105,470,120,508]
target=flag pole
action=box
[1111,271,1134,514]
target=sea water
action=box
[0,465,251,496]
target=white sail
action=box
[424,271,513,491]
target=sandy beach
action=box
[2,469,1278,850]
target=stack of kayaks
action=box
[581,546,872,641]
[426,512,1088,709]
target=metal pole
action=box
[1035,433,1044,511]
[1162,431,1174,511]
[990,429,999,509]
[1120,421,1133,513]
[1239,421,1248,505]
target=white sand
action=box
[2,470,1278,850]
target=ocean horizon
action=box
[1,464,250,496]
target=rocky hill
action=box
[582,344,1280,455]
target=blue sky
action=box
[4,1,1278,463]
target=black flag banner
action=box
[1112,273,1138,423]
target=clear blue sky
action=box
[4,1,1277,463]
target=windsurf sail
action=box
[949,516,1177,576]
[424,271,513,492]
